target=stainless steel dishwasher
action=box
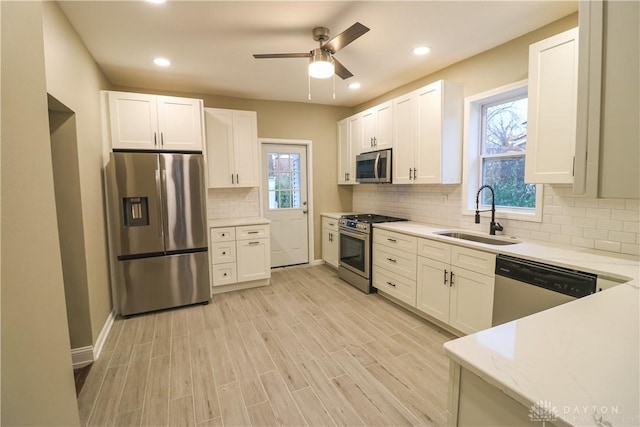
[492,254,598,326]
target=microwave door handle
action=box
[374,153,380,180]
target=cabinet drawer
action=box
[211,241,236,264]
[236,224,269,240]
[451,246,496,277]
[374,229,417,253]
[322,216,339,232]
[212,263,237,286]
[373,265,417,306]
[417,238,452,263]
[373,244,417,280]
[210,227,235,242]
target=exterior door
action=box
[262,144,309,267]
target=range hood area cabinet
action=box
[105,91,204,152]
[525,27,579,185]
[204,108,259,188]
[393,80,463,184]
[357,100,393,153]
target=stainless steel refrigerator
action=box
[106,152,210,316]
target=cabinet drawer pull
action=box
[328,222,335,226]
[387,238,397,243]
[247,231,260,234]
[386,257,397,263]
[444,269,448,285]
[248,241,260,245]
[386,281,396,287]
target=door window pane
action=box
[267,151,302,209]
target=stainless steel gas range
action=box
[338,214,407,293]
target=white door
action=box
[262,144,309,267]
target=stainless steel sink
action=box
[435,231,521,245]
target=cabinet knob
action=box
[223,273,228,277]
[222,251,226,255]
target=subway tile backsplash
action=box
[207,187,261,219]
[353,184,640,256]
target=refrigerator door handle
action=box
[155,169,164,237]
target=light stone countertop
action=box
[321,212,358,219]
[374,220,640,426]
[208,217,270,228]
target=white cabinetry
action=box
[416,238,495,335]
[372,229,418,306]
[107,91,204,152]
[210,223,270,292]
[525,27,579,184]
[321,216,339,268]
[337,118,356,184]
[393,80,463,184]
[359,100,393,153]
[204,108,259,188]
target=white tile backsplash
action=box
[353,184,640,256]
[207,187,260,219]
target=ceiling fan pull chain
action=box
[308,72,311,100]
[333,73,336,100]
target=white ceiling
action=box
[58,1,577,107]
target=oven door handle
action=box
[373,153,380,180]
[338,227,368,241]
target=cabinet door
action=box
[236,238,271,282]
[157,96,203,151]
[204,108,234,187]
[232,110,259,187]
[360,108,376,152]
[374,101,393,150]
[416,256,450,323]
[322,227,339,268]
[108,92,158,150]
[525,27,579,184]
[337,118,353,184]
[414,82,443,183]
[449,267,495,335]
[393,93,416,184]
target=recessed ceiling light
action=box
[413,46,431,56]
[153,57,171,67]
[146,0,166,3]
[348,82,361,90]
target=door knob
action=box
[302,210,308,214]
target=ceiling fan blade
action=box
[333,58,353,80]
[253,53,311,59]
[322,22,370,54]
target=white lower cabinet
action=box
[321,216,339,268]
[372,229,418,306]
[210,223,270,290]
[416,238,495,335]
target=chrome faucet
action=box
[475,185,503,235]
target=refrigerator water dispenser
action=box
[123,197,149,227]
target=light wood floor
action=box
[79,264,456,427]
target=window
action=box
[267,151,301,209]
[463,81,543,222]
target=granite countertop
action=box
[374,221,639,426]
[208,217,270,228]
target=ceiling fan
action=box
[253,22,370,80]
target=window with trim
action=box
[463,81,543,222]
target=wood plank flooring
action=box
[79,265,455,427]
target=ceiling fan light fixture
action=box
[308,49,334,79]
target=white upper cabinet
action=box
[204,108,259,188]
[525,27,579,184]
[107,91,203,152]
[359,100,393,153]
[393,80,463,184]
[337,118,356,184]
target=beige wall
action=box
[49,101,93,349]
[42,1,113,346]
[1,1,80,425]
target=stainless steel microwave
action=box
[355,149,392,183]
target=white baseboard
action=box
[310,259,325,266]
[71,346,94,369]
[93,310,116,360]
